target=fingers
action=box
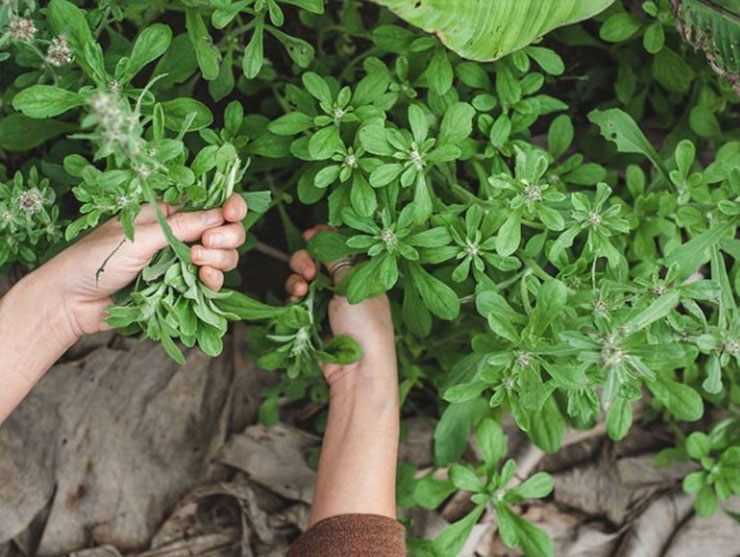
[191,245,239,271]
[223,193,248,222]
[199,266,224,291]
[134,202,178,225]
[289,249,317,281]
[202,223,246,249]
[286,274,309,301]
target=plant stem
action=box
[254,241,290,263]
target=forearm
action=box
[0,270,78,424]
[309,362,400,525]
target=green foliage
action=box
[372,0,615,62]
[1,0,739,555]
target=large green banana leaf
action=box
[672,0,740,94]
[371,0,616,61]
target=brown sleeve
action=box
[287,513,406,557]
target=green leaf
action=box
[318,335,363,365]
[649,375,704,422]
[600,12,642,42]
[242,18,265,79]
[160,98,214,131]
[512,472,554,499]
[425,47,454,95]
[434,399,487,466]
[307,230,357,262]
[431,506,486,557]
[525,279,568,338]
[496,211,521,256]
[126,24,172,79]
[606,397,632,441]
[269,112,314,135]
[438,102,475,146]
[0,114,75,151]
[408,263,461,320]
[547,115,574,159]
[686,431,711,459]
[664,223,731,280]
[302,71,332,105]
[449,465,484,492]
[371,0,614,61]
[186,8,221,80]
[528,397,564,453]
[623,290,680,332]
[215,290,287,320]
[414,477,456,509]
[588,108,670,183]
[526,46,564,75]
[12,85,85,118]
[476,418,508,467]
[308,126,343,159]
[694,485,718,517]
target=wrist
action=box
[329,358,400,411]
[19,267,82,347]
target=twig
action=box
[254,241,290,263]
[95,238,126,286]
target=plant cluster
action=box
[1,0,738,555]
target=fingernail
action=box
[192,246,202,260]
[208,233,223,247]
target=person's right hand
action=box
[286,227,397,387]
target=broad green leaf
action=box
[512,472,554,499]
[215,290,287,320]
[434,399,487,466]
[371,0,614,61]
[449,465,484,492]
[408,263,461,320]
[160,98,214,131]
[673,0,740,93]
[664,223,732,280]
[649,375,704,422]
[525,279,568,338]
[623,291,680,333]
[476,418,508,467]
[588,108,670,183]
[606,397,632,440]
[126,24,172,79]
[0,114,75,151]
[528,397,564,453]
[307,230,357,262]
[12,85,85,118]
[186,8,221,80]
[431,506,486,556]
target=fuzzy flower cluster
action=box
[86,91,145,162]
[0,170,62,267]
[8,17,36,41]
[46,35,73,66]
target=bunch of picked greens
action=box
[1,0,739,555]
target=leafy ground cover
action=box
[0,1,738,555]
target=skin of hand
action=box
[0,194,247,425]
[286,227,400,525]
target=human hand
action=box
[36,194,247,338]
[286,227,397,388]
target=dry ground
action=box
[0,319,738,557]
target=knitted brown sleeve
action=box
[287,513,407,557]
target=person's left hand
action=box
[39,194,247,337]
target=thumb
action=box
[136,207,225,254]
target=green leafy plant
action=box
[1,0,738,555]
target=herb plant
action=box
[1,0,738,555]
